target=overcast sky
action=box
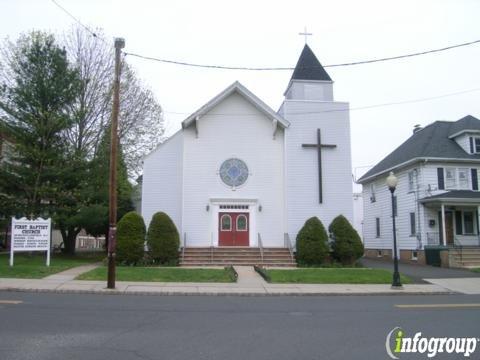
[2,0,480,188]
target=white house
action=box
[353,192,364,241]
[142,45,353,260]
[358,116,480,268]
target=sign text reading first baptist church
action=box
[10,217,51,266]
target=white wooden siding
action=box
[280,99,353,245]
[182,92,285,247]
[142,132,184,232]
[454,134,471,154]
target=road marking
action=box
[0,300,23,305]
[396,303,480,309]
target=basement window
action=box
[411,251,418,261]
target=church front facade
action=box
[142,45,354,248]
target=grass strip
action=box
[265,268,412,284]
[77,266,237,283]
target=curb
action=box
[0,287,455,297]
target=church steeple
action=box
[283,45,334,101]
[291,44,332,82]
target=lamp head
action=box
[386,171,398,191]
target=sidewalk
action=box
[0,265,453,296]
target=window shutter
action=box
[455,211,462,235]
[472,169,478,190]
[470,137,474,154]
[437,168,445,190]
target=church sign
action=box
[10,217,51,266]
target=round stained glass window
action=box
[219,158,249,188]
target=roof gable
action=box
[358,115,480,183]
[448,115,480,138]
[182,81,289,130]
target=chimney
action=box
[413,124,422,134]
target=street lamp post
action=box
[386,171,403,289]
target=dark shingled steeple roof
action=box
[357,115,480,183]
[291,44,332,82]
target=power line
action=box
[50,0,480,72]
[124,38,480,70]
[163,87,480,116]
[50,0,107,43]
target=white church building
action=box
[142,45,353,253]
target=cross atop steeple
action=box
[299,27,312,44]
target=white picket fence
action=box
[76,236,105,250]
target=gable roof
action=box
[290,44,332,82]
[182,81,289,129]
[448,115,480,138]
[358,115,480,183]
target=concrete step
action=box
[180,262,296,267]
[180,247,297,267]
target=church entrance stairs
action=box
[179,247,296,267]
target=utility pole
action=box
[107,37,125,289]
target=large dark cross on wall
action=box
[302,129,337,204]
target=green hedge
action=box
[116,211,146,265]
[329,215,364,265]
[296,217,329,266]
[146,212,180,265]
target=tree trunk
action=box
[60,226,81,255]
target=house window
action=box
[412,251,418,260]
[475,138,480,153]
[458,168,469,189]
[408,171,415,192]
[463,211,475,234]
[375,218,380,237]
[410,212,416,236]
[445,168,456,189]
[370,183,376,203]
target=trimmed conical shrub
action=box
[329,215,364,265]
[147,212,180,265]
[296,216,329,266]
[116,211,146,265]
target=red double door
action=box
[218,212,249,246]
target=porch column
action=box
[441,204,447,246]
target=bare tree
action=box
[62,26,165,177]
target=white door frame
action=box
[210,198,258,247]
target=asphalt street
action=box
[0,291,479,360]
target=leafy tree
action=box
[329,215,364,265]
[116,211,145,265]
[146,212,179,265]
[296,217,329,266]
[0,32,81,219]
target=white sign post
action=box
[10,217,52,267]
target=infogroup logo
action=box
[386,327,479,359]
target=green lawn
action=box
[0,252,103,279]
[77,266,237,283]
[471,268,480,273]
[264,268,412,284]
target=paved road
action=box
[1,291,479,360]
[361,258,480,283]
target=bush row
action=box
[116,211,179,266]
[296,215,363,266]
